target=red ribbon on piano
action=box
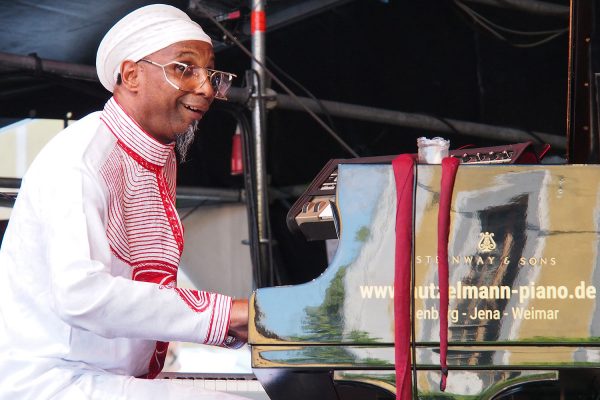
[392,155,459,399]
[437,157,460,391]
[392,154,416,400]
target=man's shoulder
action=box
[27,111,115,179]
[58,111,103,140]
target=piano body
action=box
[249,152,600,398]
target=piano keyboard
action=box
[158,372,270,399]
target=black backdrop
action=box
[0,0,570,284]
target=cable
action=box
[455,0,568,47]
[510,30,567,49]
[237,108,264,288]
[191,4,359,158]
[454,0,568,48]
[208,104,260,283]
[266,55,338,132]
[179,200,207,222]
[249,69,277,287]
[457,1,566,36]
[0,192,17,208]
[221,105,271,288]
[423,113,463,137]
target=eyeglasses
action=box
[139,59,236,100]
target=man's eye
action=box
[174,64,187,73]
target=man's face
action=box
[135,40,215,144]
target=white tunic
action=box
[0,98,244,399]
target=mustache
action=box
[175,120,198,163]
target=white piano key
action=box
[226,379,238,392]
[247,380,264,392]
[204,379,216,391]
[215,379,228,391]
[157,373,269,399]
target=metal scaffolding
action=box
[249,0,274,288]
[0,51,566,150]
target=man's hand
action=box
[228,298,249,342]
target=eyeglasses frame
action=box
[138,59,236,100]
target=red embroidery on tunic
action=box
[100,98,185,380]
[175,288,211,312]
[205,295,216,343]
[100,103,181,269]
[132,262,177,286]
[141,341,169,379]
[157,172,184,253]
[99,98,226,377]
[117,140,161,173]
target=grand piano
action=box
[248,1,600,397]
[248,145,600,399]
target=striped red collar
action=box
[100,97,175,168]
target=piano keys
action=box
[158,372,269,399]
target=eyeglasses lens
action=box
[210,72,233,99]
[166,63,233,98]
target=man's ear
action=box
[119,60,141,92]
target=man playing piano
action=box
[0,4,249,399]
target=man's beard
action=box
[175,121,198,163]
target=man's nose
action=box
[192,73,215,98]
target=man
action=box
[0,4,249,399]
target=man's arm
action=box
[228,299,249,342]
[41,165,233,346]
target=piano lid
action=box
[252,163,600,349]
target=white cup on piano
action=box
[417,136,450,164]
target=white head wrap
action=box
[96,4,212,92]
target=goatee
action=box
[175,121,198,163]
